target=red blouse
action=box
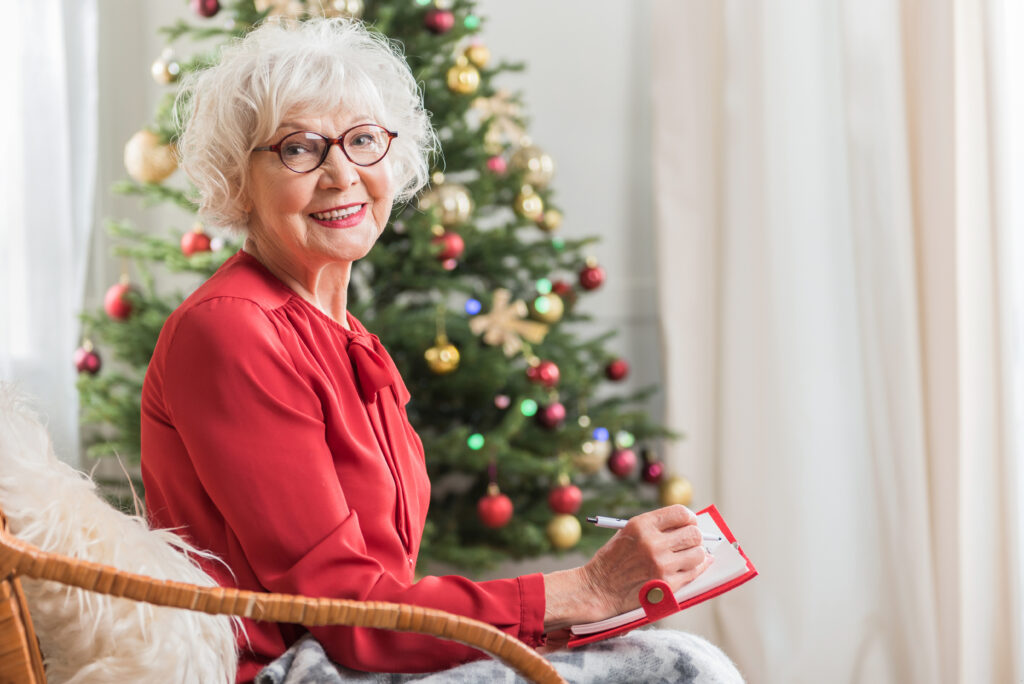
[140,251,545,682]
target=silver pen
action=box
[586,515,725,542]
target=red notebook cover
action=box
[567,505,756,647]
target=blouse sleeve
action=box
[159,297,545,673]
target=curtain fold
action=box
[988,0,1024,676]
[0,0,97,466]
[652,0,1021,681]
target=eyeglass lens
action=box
[279,125,392,172]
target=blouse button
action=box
[408,556,414,567]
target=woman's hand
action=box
[542,505,713,633]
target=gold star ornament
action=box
[469,289,549,357]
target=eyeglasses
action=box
[253,124,398,173]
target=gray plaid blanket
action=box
[255,628,744,683]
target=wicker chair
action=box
[0,509,565,684]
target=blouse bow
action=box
[347,333,398,404]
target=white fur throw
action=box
[0,385,237,684]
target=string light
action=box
[465,298,482,315]
[592,427,610,442]
[520,398,538,417]
[467,433,485,450]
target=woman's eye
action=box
[282,143,313,157]
[349,133,377,148]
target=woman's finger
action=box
[670,550,715,587]
[666,523,705,552]
[639,504,697,532]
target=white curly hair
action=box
[176,17,436,232]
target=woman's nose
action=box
[318,144,360,188]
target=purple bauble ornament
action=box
[190,0,220,18]
[608,448,637,479]
[642,460,665,484]
[537,401,566,429]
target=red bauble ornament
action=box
[642,460,665,484]
[608,448,637,478]
[73,345,101,375]
[477,485,514,529]
[537,401,566,429]
[526,360,560,388]
[424,9,455,34]
[190,0,220,17]
[548,483,583,515]
[579,262,606,291]
[104,282,135,320]
[432,231,465,260]
[181,228,212,256]
[486,156,507,174]
[605,358,629,381]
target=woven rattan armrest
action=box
[0,520,565,684]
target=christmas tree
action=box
[77,0,691,571]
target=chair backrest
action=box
[0,506,565,684]
[0,512,45,684]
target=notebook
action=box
[567,505,756,646]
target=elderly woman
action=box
[140,17,741,684]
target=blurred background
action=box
[3,1,1023,682]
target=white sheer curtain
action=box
[988,0,1024,677]
[652,0,1021,682]
[0,0,98,466]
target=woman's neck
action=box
[243,237,352,328]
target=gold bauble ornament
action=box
[418,181,474,227]
[547,514,582,550]
[425,340,460,374]
[529,293,564,324]
[539,208,563,233]
[464,42,491,68]
[447,57,481,95]
[323,0,364,18]
[124,130,177,184]
[571,440,612,475]
[659,475,694,507]
[511,144,555,188]
[150,49,180,85]
[514,185,544,221]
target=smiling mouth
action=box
[310,204,365,221]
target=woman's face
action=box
[245,108,396,271]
